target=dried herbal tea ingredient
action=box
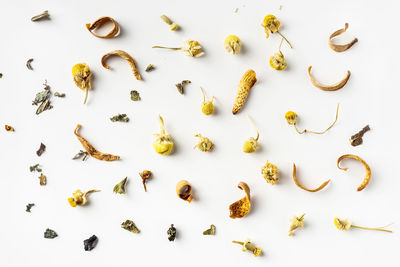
[38,173,47,186]
[232,70,257,114]
[0,73,2,78]
[101,50,142,80]
[110,113,129,122]
[176,180,194,203]
[26,203,35,212]
[337,154,371,191]
[72,63,92,104]
[350,125,370,146]
[130,90,141,101]
[194,134,214,152]
[32,81,53,115]
[68,189,100,207]
[36,98,53,115]
[232,239,262,257]
[153,115,174,155]
[26,58,34,70]
[334,217,392,233]
[84,235,98,251]
[270,38,287,70]
[153,39,204,57]
[176,80,191,95]
[308,66,350,91]
[243,115,259,153]
[32,90,50,105]
[261,14,292,48]
[5,125,15,131]
[234,8,238,13]
[160,14,179,31]
[203,224,216,235]
[145,64,155,72]
[30,164,42,172]
[292,163,330,192]
[36,143,46,156]
[113,177,128,194]
[86,16,119,38]
[167,224,177,241]
[329,23,358,52]
[31,10,50,21]
[54,92,65,97]
[229,182,251,219]
[224,35,242,55]
[44,228,57,238]
[261,161,279,185]
[285,104,339,135]
[288,214,305,236]
[74,124,120,161]
[72,150,89,161]
[121,219,140,234]
[139,170,152,192]
[200,87,214,115]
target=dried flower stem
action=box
[351,225,392,233]
[152,46,181,50]
[277,31,292,48]
[294,103,339,134]
[247,115,259,141]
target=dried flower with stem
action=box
[261,161,279,185]
[288,214,305,236]
[113,177,128,194]
[72,63,92,104]
[337,154,371,191]
[270,38,287,70]
[200,87,214,115]
[153,39,204,57]
[160,15,179,31]
[68,189,100,207]
[334,217,392,233]
[232,70,257,114]
[224,35,242,55]
[243,115,259,153]
[176,180,194,203]
[261,14,292,48]
[194,134,214,152]
[232,239,262,257]
[229,182,251,218]
[139,170,152,192]
[153,115,174,155]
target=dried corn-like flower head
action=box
[224,35,242,55]
[152,39,204,57]
[72,63,92,104]
[261,161,279,185]
[232,70,257,114]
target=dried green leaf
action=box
[72,150,89,161]
[26,203,35,212]
[36,97,53,115]
[110,113,129,122]
[145,64,155,72]
[32,90,51,105]
[30,164,42,172]
[36,143,46,156]
[39,173,47,186]
[130,90,141,101]
[31,10,50,21]
[176,80,191,94]
[113,177,128,194]
[44,228,57,238]
[121,219,140,234]
[203,224,216,235]
[54,92,65,97]
[26,58,34,70]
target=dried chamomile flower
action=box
[139,170,152,192]
[350,125,370,147]
[308,66,350,91]
[328,23,358,52]
[160,15,179,31]
[68,189,100,207]
[261,14,292,48]
[229,182,251,219]
[285,104,339,135]
[288,214,305,236]
[101,50,142,80]
[292,163,330,192]
[176,180,194,203]
[261,161,279,185]
[153,39,204,57]
[243,115,259,153]
[86,16,119,39]
[203,224,216,235]
[121,219,140,234]
[200,87,214,115]
[72,63,92,104]
[153,115,174,155]
[5,125,14,131]
[334,217,392,233]
[194,134,214,152]
[269,38,287,70]
[232,70,257,114]
[113,177,128,194]
[224,35,242,55]
[167,224,177,241]
[232,239,262,257]
[337,154,371,191]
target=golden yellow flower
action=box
[261,161,279,185]
[270,51,287,70]
[224,35,242,54]
[285,111,298,125]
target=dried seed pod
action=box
[229,182,251,218]
[86,17,120,38]
[176,180,194,203]
[243,115,259,153]
[101,50,142,80]
[72,63,92,104]
[5,125,14,131]
[232,239,262,257]
[232,70,257,114]
[31,10,50,21]
[139,170,152,192]
[224,35,242,55]
[328,23,358,52]
[261,161,279,185]
[68,189,99,207]
[153,115,174,155]
[308,66,350,91]
[152,39,204,57]
[200,87,214,115]
[334,217,392,233]
[337,154,371,191]
[292,163,330,192]
[194,134,214,152]
[288,214,305,236]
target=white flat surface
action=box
[0,0,399,266]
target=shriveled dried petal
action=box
[229,182,251,218]
[308,66,350,91]
[5,125,15,131]
[292,163,330,192]
[86,16,119,38]
[101,50,142,80]
[337,154,371,191]
[328,23,358,52]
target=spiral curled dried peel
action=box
[86,17,119,38]
[328,23,358,52]
[229,182,251,218]
[101,50,142,80]
[308,66,350,91]
[337,154,371,191]
[232,70,257,114]
[292,163,330,192]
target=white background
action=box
[0,0,399,266]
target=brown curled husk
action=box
[328,23,358,52]
[74,124,120,161]
[86,17,119,39]
[308,66,350,91]
[101,50,142,80]
[292,163,330,192]
[229,182,251,218]
[337,154,371,191]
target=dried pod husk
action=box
[224,35,242,55]
[153,115,174,155]
[261,161,279,185]
[232,70,257,114]
[308,66,350,91]
[72,63,92,104]
[337,154,371,191]
[229,182,251,218]
[176,180,194,203]
[194,134,214,152]
[86,17,120,38]
[101,50,142,80]
[328,23,358,52]
[292,163,330,192]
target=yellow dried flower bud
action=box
[200,87,214,115]
[261,161,279,185]
[153,115,174,155]
[243,138,258,153]
[68,189,99,207]
[224,35,242,55]
[194,134,214,152]
[68,197,77,207]
[285,111,298,125]
[262,15,281,38]
[170,23,179,31]
[72,63,92,104]
[269,51,287,70]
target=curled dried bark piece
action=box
[308,66,350,91]
[101,50,142,80]
[232,70,257,114]
[337,154,371,191]
[86,16,119,38]
[229,182,251,218]
[74,124,120,161]
[292,163,330,192]
[328,23,358,52]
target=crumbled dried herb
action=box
[261,161,279,185]
[113,177,128,194]
[121,220,140,234]
[72,150,89,161]
[288,214,305,236]
[350,125,370,146]
[36,143,46,156]
[5,125,15,131]
[30,164,42,172]
[31,10,50,21]
[130,90,141,101]
[167,224,177,241]
[38,173,47,186]
[145,64,155,72]
[26,58,34,70]
[32,81,53,115]
[54,92,65,97]
[110,114,129,122]
[26,203,35,212]
[139,170,152,192]
[203,224,216,235]
[44,228,57,239]
[84,235,98,251]
[175,80,191,94]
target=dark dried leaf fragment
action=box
[36,143,46,156]
[54,92,65,97]
[26,203,35,212]
[121,219,140,233]
[167,224,177,241]
[110,114,129,122]
[350,125,370,146]
[175,80,191,94]
[44,228,57,239]
[72,150,89,161]
[30,164,42,172]
[26,58,34,70]
[130,90,141,101]
[84,235,98,251]
[145,64,155,72]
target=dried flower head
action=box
[194,134,214,152]
[261,14,292,48]
[261,161,279,185]
[139,170,152,192]
[68,189,99,207]
[72,63,92,104]
[232,239,262,257]
[200,87,215,115]
[153,115,174,155]
[243,115,259,153]
[270,51,287,70]
[224,35,242,54]
[152,39,204,57]
[285,111,298,125]
[334,217,392,233]
[288,214,305,236]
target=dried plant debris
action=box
[153,39,204,57]
[121,220,140,234]
[5,125,14,132]
[261,161,279,185]
[44,228,57,239]
[229,182,251,218]
[86,16,119,38]
[334,217,392,233]
[337,154,371,191]
[270,38,287,70]
[72,63,92,104]
[308,66,350,91]
[0,73,2,78]
[232,69,257,114]
[32,81,53,115]
[145,64,155,72]
[54,92,65,97]
[329,23,358,52]
[36,143,46,156]
[30,164,42,172]
[194,134,214,152]
[176,180,194,203]
[110,113,129,122]
[153,115,174,155]
[26,58,34,70]
[74,124,120,161]
[262,14,292,48]
[26,203,35,212]
[130,90,141,101]
[160,15,179,31]
[350,125,370,146]
[224,35,242,55]
[84,235,98,251]
[176,80,191,94]
[167,224,177,241]
[200,87,214,115]
[68,189,100,207]
[288,214,305,236]
[203,224,216,235]
[113,177,128,194]
[31,10,50,21]
[72,150,89,161]
[243,115,259,153]
[232,239,262,257]
[38,173,47,186]
[139,170,152,192]
[101,50,142,80]
[292,163,330,192]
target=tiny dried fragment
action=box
[292,163,330,192]
[26,58,34,70]
[160,15,179,31]
[167,224,177,241]
[176,180,194,203]
[261,14,292,48]
[194,134,214,152]
[31,10,50,21]
[72,150,89,161]
[68,189,100,207]
[200,87,214,115]
[130,90,141,101]
[26,203,35,212]
[229,182,251,219]
[153,39,204,57]
[5,125,14,132]
[101,50,142,80]
[261,161,279,185]
[36,143,46,156]
[329,23,358,52]
[86,16,119,38]
[74,124,120,161]
[337,154,371,191]
[110,113,129,122]
[54,92,65,97]
[0,73,2,78]
[288,214,305,236]
[224,35,242,55]
[153,115,174,155]
[145,64,155,72]
[139,170,152,192]
[44,228,57,239]
[203,224,216,235]
[176,80,191,94]
[84,235,98,251]
[350,125,370,147]
[113,177,128,194]
[232,239,262,257]
[334,217,392,233]
[122,219,140,234]
[32,81,53,115]
[243,115,259,153]
[38,173,47,186]
[308,66,350,91]
[72,63,92,104]
[30,164,42,172]
[232,69,257,114]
